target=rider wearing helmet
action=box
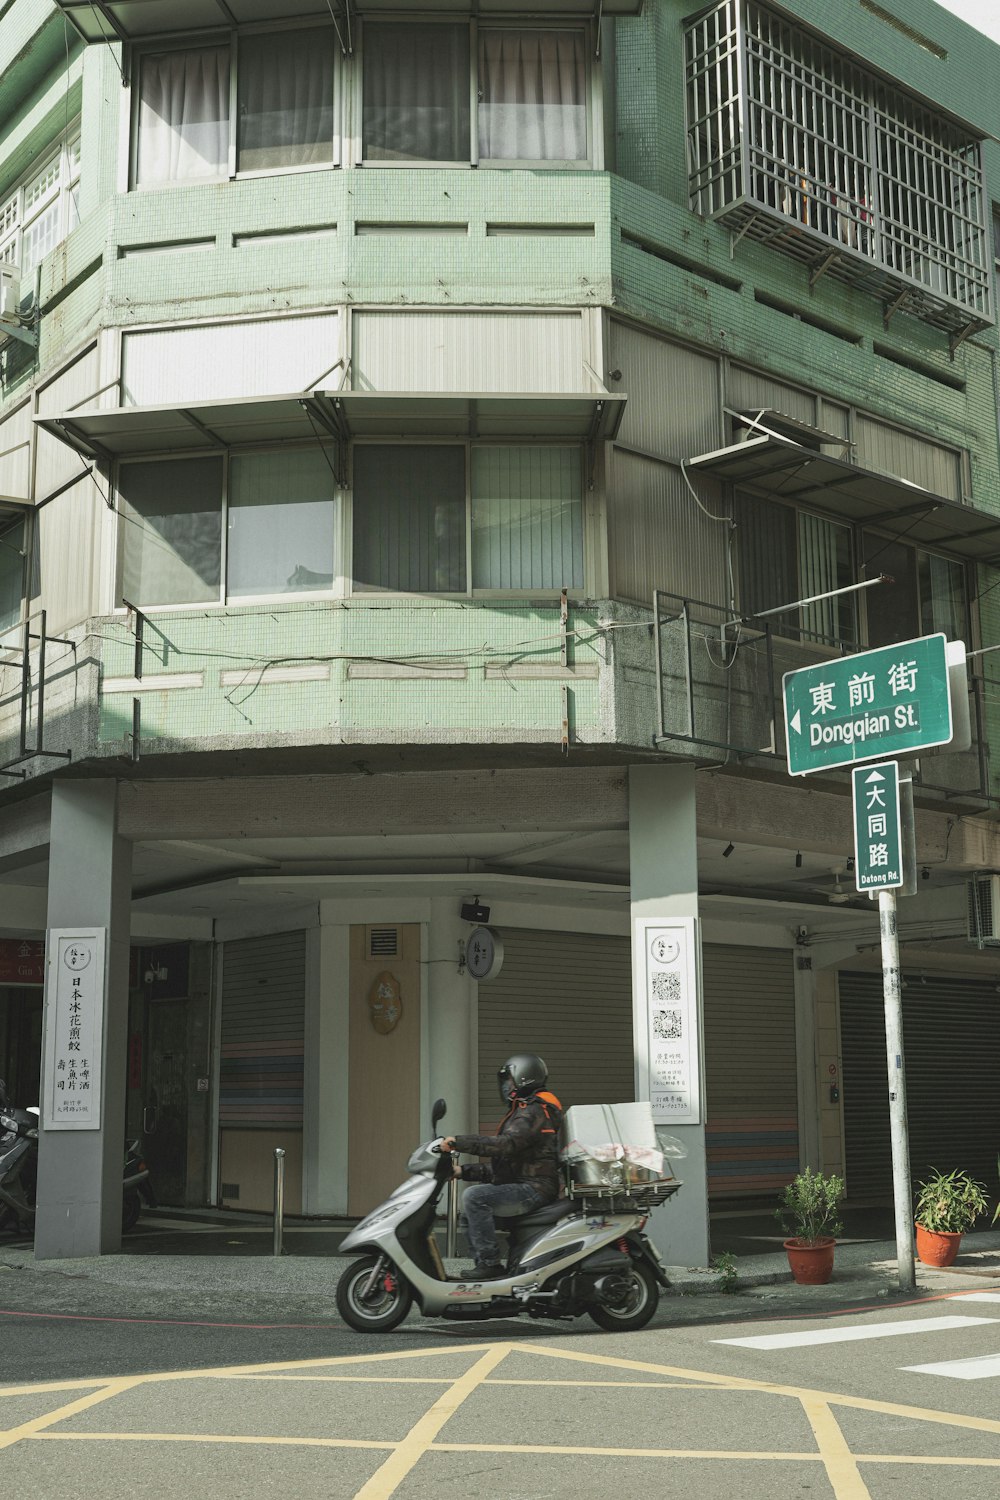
[440,1053,563,1280]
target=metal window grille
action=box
[685,1,991,347]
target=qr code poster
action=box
[633,919,701,1124]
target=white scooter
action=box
[336,1099,681,1333]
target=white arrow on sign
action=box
[865,770,885,783]
[789,710,801,735]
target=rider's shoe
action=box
[464,1261,506,1279]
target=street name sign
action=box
[851,762,903,891]
[783,632,956,776]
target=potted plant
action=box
[776,1167,845,1284]
[914,1167,988,1267]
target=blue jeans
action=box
[461,1182,545,1264]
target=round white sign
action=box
[466,926,504,981]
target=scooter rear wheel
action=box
[337,1256,413,1333]
[587,1259,659,1332]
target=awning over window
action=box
[34,389,626,460]
[0,496,30,514]
[54,0,643,45]
[687,433,1000,565]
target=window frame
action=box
[128,18,344,193]
[114,441,346,612]
[357,16,596,171]
[114,435,589,613]
[735,485,971,654]
[349,436,588,600]
[0,126,82,278]
[0,511,28,640]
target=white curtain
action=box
[137,47,229,187]
[478,29,587,162]
[238,27,335,172]
[363,24,470,163]
[798,511,850,645]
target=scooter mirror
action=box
[431,1097,447,1130]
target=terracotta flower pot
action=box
[915,1223,962,1267]
[784,1237,836,1285]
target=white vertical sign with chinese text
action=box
[41,929,106,1131]
[633,917,702,1125]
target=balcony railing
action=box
[650,589,989,801]
[685,1,992,349]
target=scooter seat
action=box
[510,1198,578,1231]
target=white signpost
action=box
[41,929,106,1131]
[633,918,702,1125]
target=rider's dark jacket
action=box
[452,1091,563,1203]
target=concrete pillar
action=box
[302,921,350,1215]
[426,899,476,1139]
[629,763,709,1268]
[35,782,132,1259]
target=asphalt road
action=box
[4,1283,1000,1497]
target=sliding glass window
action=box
[737,493,856,645]
[362,22,590,166]
[133,25,339,188]
[353,444,584,595]
[0,516,25,634]
[117,449,338,608]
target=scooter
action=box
[0,1078,154,1237]
[336,1099,681,1333]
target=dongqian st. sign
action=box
[783,633,958,776]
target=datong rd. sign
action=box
[783,633,955,776]
[851,761,904,891]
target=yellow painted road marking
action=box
[0,1380,136,1452]
[34,1431,396,1450]
[0,1380,108,1398]
[353,1343,510,1499]
[802,1399,873,1500]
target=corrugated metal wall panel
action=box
[726,366,817,426]
[840,970,1000,1199]
[353,311,584,393]
[608,449,729,606]
[0,398,32,499]
[476,928,633,1131]
[608,321,722,460]
[220,931,305,1128]
[854,415,962,502]
[121,314,341,406]
[35,484,104,634]
[703,944,799,1198]
[35,344,101,499]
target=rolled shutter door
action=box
[703,944,799,1199]
[220,931,305,1129]
[476,928,633,1130]
[840,970,1000,1199]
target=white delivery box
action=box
[561,1101,671,1193]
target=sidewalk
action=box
[3,1210,1000,1324]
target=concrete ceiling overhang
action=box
[54,0,644,46]
[687,433,1000,564]
[34,391,627,461]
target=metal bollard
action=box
[272,1147,286,1257]
[446,1175,459,1260]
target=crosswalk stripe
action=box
[902,1354,1000,1381]
[949,1293,1000,1303]
[716,1315,996,1350]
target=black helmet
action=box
[498,1053,548,1105]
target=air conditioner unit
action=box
[0,264,21,322]
[966,875,1000,944]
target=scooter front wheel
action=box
[336,1256,413,1333]
[587,1259,659,1332]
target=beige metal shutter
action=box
[703,944,799,1199]
[840,970,1000,1199]
[476,928,633,1130]
[219,931,306,1130]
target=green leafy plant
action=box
[914,1167,988,1235]
[775,1167,845,1245]
[713,1249,738,1293]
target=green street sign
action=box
[782,632,954,776]
[852,761,903,891]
